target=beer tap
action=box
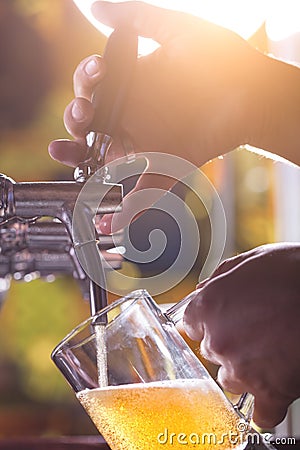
[0,218,123,260]
[0,28,137,315]
[72,27,137,315]
[0,173,122,312]
[0,173,121,234]
[0,247,123,306]
[73,27,137,183]
[0,219,123,307]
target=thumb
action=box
[92,1,197,44]
[183,292,205,342]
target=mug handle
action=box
[164,289,254,421]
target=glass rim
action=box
[51,288,150,360]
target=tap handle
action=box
[74,28,138,182]
[90,27,138,138]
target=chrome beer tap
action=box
[0,173,121,234]
[0,173,122,313]
[0,247,123,307]
[74,27,137,183]
[0,28,137,315]
[0,218,123,308]
[0,219,123,260]
[72,27,137,315]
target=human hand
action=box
[183,243,300,429]
[49,1,263,233]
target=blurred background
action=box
[0,0,299,440]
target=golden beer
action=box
[77,378,246,450]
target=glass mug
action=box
[52,289,265,450]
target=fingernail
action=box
[91,2,112,22]
[84,57,99,77]
[98,219,110,235]
[71,101,86,122]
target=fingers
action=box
[207,247,259,280]
[182,292,205,342]
[217,366,290,428]
[98,191,144,235]
[49,55,105,166]
[73,55,104,98]
[98,170,176,234]
[217,365,244,395]
[64,97,95,138]
[48,97,95,167]
[92,1,200,44]
[66,54,105,138]
[48,139,87,167]
[253,395,289,429]
[195,245,267,289]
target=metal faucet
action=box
[0,27,137,315]
[72,27,137,315]
[0,171,123,314]
[0,176,123,310]
[0,218,123,308]
[0,173,122,233]
[0,218,123,259]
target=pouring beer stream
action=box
[72,27,138,388]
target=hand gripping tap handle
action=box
[91,27,138,138]
[75,27,138,181]
[75,28,138,316]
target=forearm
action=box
[247,52,300,167]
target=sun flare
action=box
[73,0,269,55]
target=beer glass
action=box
[51,289,263,450]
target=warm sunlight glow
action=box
[74,0,268,55]
[266,1,300,42]
[265,1,300,65]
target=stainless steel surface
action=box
[0,220,123,254]
[74,133,113,183]
[0,172,123,309]
[0,174,122,228]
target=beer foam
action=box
[78,377,219,395]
